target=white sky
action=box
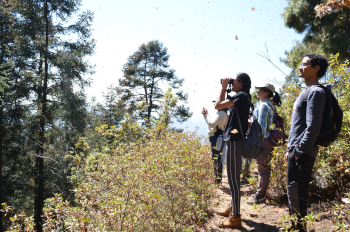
[80,0,304,136]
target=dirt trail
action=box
[198,171,336,232]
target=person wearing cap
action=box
[201,101,227,185]
[247,82,282,204]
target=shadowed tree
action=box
[282,0,350,65]
[10,1,95,230]
[118,40,191,126]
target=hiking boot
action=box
[246,193,265,204]
[218,213,242,228]
[216,205,232,217]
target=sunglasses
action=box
[300,62,312,67]
[258,87,268,92]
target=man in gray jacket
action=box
[284,53,328,232]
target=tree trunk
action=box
[34,1,48,231]
[147,56,158,125]
[0,98,3,232]
[0,10,5,231]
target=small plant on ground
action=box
[331,202,350,231]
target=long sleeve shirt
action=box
[204,110,227,137]
[287,86,326,158]
[253,99,275,138]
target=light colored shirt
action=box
[253,99,275,138]
[204,110,227,137]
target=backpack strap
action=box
[302,84,326,101]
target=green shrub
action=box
[42,121,214,231]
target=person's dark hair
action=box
[236,72,254,113]
[270,90,282,107]
[261,87,282,107]
[304,53,328,78]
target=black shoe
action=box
[246,193,265,204]
[242,169,250,179]
[214,179,222,185]
[287,220,305,232]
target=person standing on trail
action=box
[246,82,282,204]
[214,73,253,229]
[201,103,227,185]
[284,53,328,232]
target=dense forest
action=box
[0,0,192,231]
[0,0,350,231]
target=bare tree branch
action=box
[257,44,287,77]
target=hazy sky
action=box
[80,0,304,136]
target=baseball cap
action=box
[254,82,275,92]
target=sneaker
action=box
[218,213,242,228]
[246,193,265,204]
[216,205,232,217]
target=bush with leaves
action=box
[38,119,214,231]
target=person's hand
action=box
[284,152,288,164]
[221,77,231,90]
[201,109,208,115]
[248,117,253,126]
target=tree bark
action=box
[35,1,48,231]
[0,98,3,232]
[0,9,5,231]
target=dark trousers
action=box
[209,136,223,181]
[287,153,316,218]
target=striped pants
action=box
[224,140,243,216]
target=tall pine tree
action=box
[118,40,191,126]
[10,1,95,230]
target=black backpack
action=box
[303,85,343,147]
[236,94,264,159]
[214,125,223,137]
